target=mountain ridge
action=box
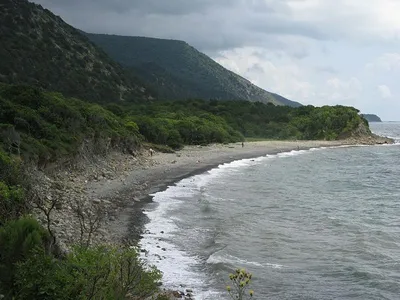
[0,0,154,103]
[85,33,302,106]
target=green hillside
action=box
[361,114,382,122]
[85,33,302,106]
[0,0,154,103]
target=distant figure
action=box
[297,146,300,151]
[149,148,155,157]
[242,142,244,148]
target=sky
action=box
[33,0,400,120]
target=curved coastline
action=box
[84,138,393,244]
[135,140,390,297]
[101,140,384,296]
[42,136,394,297]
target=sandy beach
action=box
[41,137,390,250]
[84,140,349,244]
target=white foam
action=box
[207,252,283,269]
[139,145,346,295]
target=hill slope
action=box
[361,114,382,122]
[85,34,302,107]
[0,0,153,103]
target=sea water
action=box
[139,122,400,299]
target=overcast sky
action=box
[33,0,400,120]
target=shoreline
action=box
[86,140,348,244]
[126,139,391,298]
[27,137,394,297]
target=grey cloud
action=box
[315,66,338,74]
[247,63,265,74]
[30,0,345,54]
[35,0,232,15]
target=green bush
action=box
[0,217,50,296]
[0,181,26,225]
[0,84,142,164]
[14,246,162,300]
[226,268,255,300]
[0,149,20,185]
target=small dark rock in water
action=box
[160,231,164,234]
[186,289,193,293]
[161,247,166,251]
[157,245,160,248]
[140,249,146,253]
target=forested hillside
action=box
[361,114,382,122]
[85,33,302,106]
[0,0,154,103]
[111,99,368,148]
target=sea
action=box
[139,122,400,300]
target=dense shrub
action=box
[0,84,141,164]
[0,217,50,296]
[123,99,367,145]
[14,246,161,300]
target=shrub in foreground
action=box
[0,217,50,296]
[14,245,161,300]
[226,268,255,300]
[0,216,161,299]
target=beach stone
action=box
[161,248,166,251]
[172,291,181,298]
[186,289,193,293]
[160,231,164,234]
[92,199,101,204]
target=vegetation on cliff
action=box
[0,0,154,103]
[85,33,302,106]
[112,99,369,149]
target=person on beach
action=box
[242,142,244,148]
[149,148,155,157]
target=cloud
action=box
[32,0,400,53]
[378,85,393,99]
[366,53,400,72]
[30,0,400,120]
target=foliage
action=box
[85,33,301,106]
[226,268,255,300]
[0,181,26,225]
[0,148,21,185]
[0,84,140,164]
[0,0,154,103]
[0,217,50,296]
[14,245,161,300]
[120,99,368,146]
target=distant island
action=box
[361,114,382,122]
